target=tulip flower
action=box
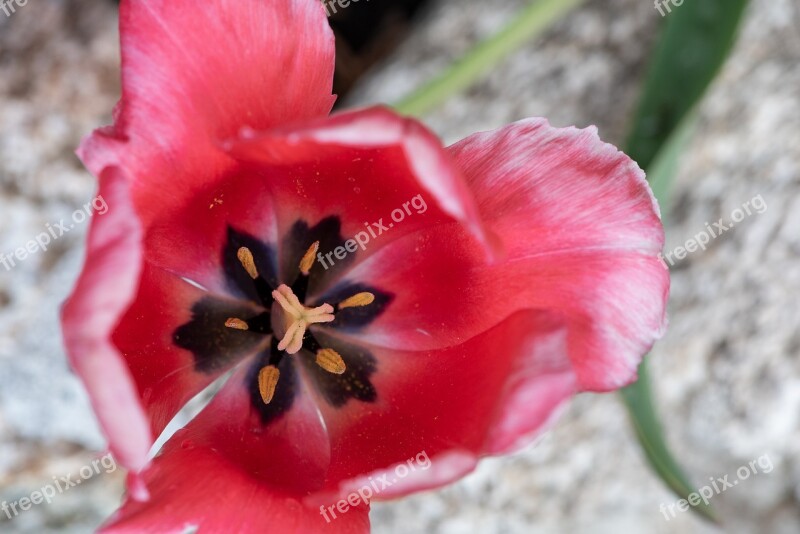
[61,0,669,531]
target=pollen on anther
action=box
[258,365,280,404]
[338,292,375,309]
[299,241,320,275]
[224,318,249,331]
[237,247,259,279]
[316,348,346,374]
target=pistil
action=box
[272,284,334,354]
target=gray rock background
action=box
[0,0,798,532]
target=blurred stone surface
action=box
[1,0,125,532]
[0,0,797,532]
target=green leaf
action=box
[621,357,721,522]
[622,0,750,524]
[394,0,584,117]
[625,0,750,170]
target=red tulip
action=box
[61,0,669,531]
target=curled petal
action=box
[342,119,668,391]
[225,106,502,292]
[80,0,336,224]
[60,170,151,473]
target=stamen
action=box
[316,348,346,374]
[224,318,249,331]
[338,292,375,309]
[299,241,320,276]
[258,365,280,404]
[237,247,259,279]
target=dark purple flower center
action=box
[173,217,392,424]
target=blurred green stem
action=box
[621,0,750,524]
[394,0,584,117]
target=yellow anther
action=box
[299,241,320,276]
[258,365,280,404]
[338,292,375,309]
[237,247,259,279]
[224,318,249,331]
[316,348,346,374]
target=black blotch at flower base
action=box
[173,217,392,424]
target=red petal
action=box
[143,170,280,296]
[106,311,573,511]
[100,438,369,534]
[340,119,668,391]
[67,0,331,470]
[308,311,575,500]
[79,0,336,227]
[64,168,281,473]
[225,106,500,288]
[174,356,334,496]
[111,263,269,438]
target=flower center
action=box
[222,240,376,405]
[270,284,334,354]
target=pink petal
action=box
[451,119,669,390]
[60,170,152,473]
[339,119,668,391]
